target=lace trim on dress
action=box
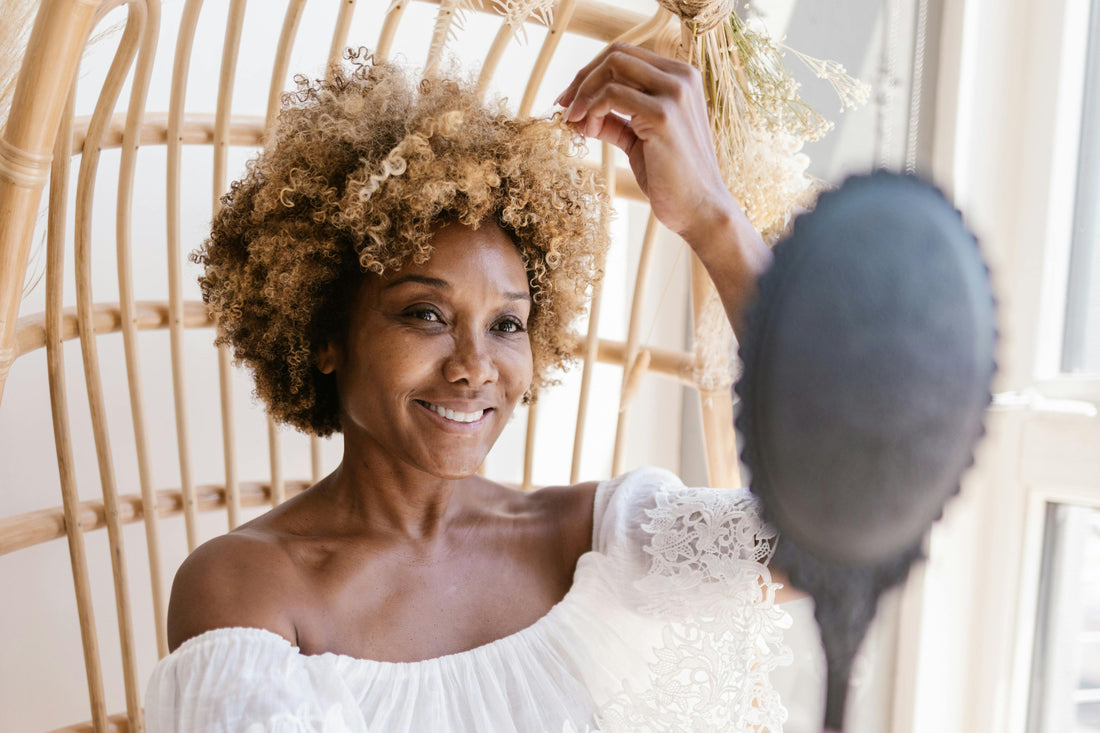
[598,485,793,733]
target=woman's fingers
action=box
[558,42,738,241]
[568,60,673,139]
[558,44,706,147]
[560,47,700,153]
[559,43,763,311]
[572,82,655,145]
[556,42,682,113]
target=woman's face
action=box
[320,219,534,479]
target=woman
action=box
[146,42,795,732]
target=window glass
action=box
[1028,503,1100,732]
[1063,0,1100,373]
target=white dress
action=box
[144,467,794,732]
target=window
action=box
[901,0,1100,732]
[1028,503,1100,732]
[1028,2,1100,730]
[1063,0,1100,373]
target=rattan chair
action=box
[0,0,744,730]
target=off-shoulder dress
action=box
[144,467,794,732]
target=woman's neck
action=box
[318,442,476,542]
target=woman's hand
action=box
[556,42,733,244]
[557,42,771,339]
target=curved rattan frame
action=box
[0,1,740,729]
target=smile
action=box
[416,400,488,424]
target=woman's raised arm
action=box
[557,43,807,607]
[555,42,772,340]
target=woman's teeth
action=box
[422,402,485,423]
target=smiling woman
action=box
[144,41,793,733]
[191,51,609,438]
[315,219,536,481]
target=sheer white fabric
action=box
[145,467,793,732]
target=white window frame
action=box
[890,0,1100,732]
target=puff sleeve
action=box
[144,627,370,733]
[587,467,793,732]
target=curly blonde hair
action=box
[193,50,610,436]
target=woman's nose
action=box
[443,330,498,386]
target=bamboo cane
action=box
[518,0,577,116]
[327,0,358,69]
[165,0,205,551]
[569,143,615,482]
[46,77,109,733]
[0,0,100,406]
[263,0,306,141]
[375,0,410,62]
[213,0,247,530]
[73,3,148,726]
[115,0,168,660]
[611,210,659,475]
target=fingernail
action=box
[554,92,565,106]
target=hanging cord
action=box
[642,241,688,348]
[876,0,904,166]
[906,0,930,172]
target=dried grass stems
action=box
[654,3,870,390]
[421,0,555,73]
[689,12,870,242]
[494,0,555,41]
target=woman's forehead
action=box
[409,221,524,275]
[367,219,531,298]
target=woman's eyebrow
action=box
[384,274,450,290]
[385,274,532,303]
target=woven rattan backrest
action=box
[0,0,737,730]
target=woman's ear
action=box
[314,340,340,375]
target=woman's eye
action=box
[406,308,442,323]
[494,317,526,334]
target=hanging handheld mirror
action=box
[735,172,997,732]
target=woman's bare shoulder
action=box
[528,480,601,559]
[166,524,302,652]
